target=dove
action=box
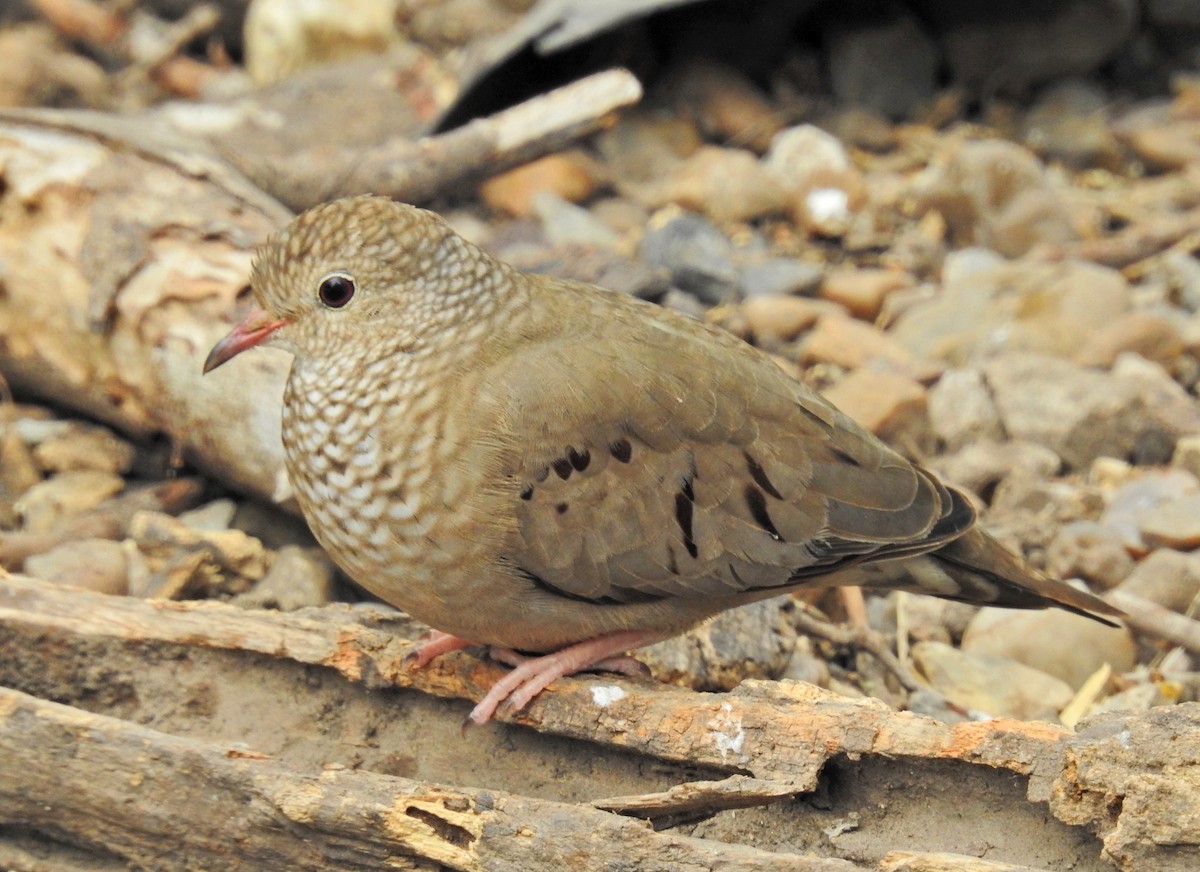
[205,196,1121,725]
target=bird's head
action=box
[203,196,504,373]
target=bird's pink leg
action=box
[488,646,651,677]
[466,629,665,726]
[405,629,475,669]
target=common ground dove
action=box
[205,196,1122,725]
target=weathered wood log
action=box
[0,685,858,872]
[2,574,1196,870]
[0,68,640,505]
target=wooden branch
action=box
[0,685,861,872]
[3,572,1197,871]
[0,573,1070,787]
[0,107,292,502]
[217,67,643,210]
[1106,590,1200,654]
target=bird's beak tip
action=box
[203,308,288,375]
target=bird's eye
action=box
[317,272,356,308]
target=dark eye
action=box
[318,272,356,308]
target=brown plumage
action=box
[204,196,1122,725]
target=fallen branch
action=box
[0,685,858,872]
[0,573,1072,786]
[216,68,643,211]
[1106,589,1200,654]
[2,572,1198,872]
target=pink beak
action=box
[203,307,289,373]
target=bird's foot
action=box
[405,630,474,669]
[465,629,664,728]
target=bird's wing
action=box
[490,288,972,604]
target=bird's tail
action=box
[927,527,1124,625]
[847,527,1124,626]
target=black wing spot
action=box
[743,451,783,499]
[551,457,573,480]
[610,438,632,463]
[674,491,699,558]
[535,466,550,483]
[666,544,679,575]
[745,484,784,542]
[829,446,862,467]
[519,484,534,500]
[555,502,569,514]
[568,447,591,471]
[796,402,832,431]
[681,476,695,503]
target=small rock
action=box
[1101,468,1200,552]
[911,640,1075,721]
[1117,105,1200,171]
[1117,548,1200,613]
[636,146,790,224]
[927,368,1005,451]
[31,425,135,475]
[639,211,738,304]
[821,369,930,448]
[764,124,850,186]
[243,0,400,84]
[594,110,700,183]
[641,598,795,691]
[891,258,1130,365]
[790,169,868,238]
[1111,353,1200,463]
[1171,434,1200,479]
[531,192,621,249]
[479,151,603,217]
[407,0,516,52]
[0,427,41,513]
[799,315,942,382]
[934,440,1062,500]
[962,605,1136,690]
[129,511,272,599]
[589,196,649,240]
[1158,250,1200,313]
[1138,492,1200,550]
[737,257,823,299]
[984,353,1168,470]
[940,246,1007,285]
[1046,521,1136,591]
[1074,311,1185,368]
[740,295,832,343]
[820,268,915,320]
[234,545,336,611]
[892,592,972,645]
[15,471,124,534]
[178,499,238,532]
[25,538,128,595]
[781,637,830,687]
[916,139,1077,258]
[990,476,1104,541]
